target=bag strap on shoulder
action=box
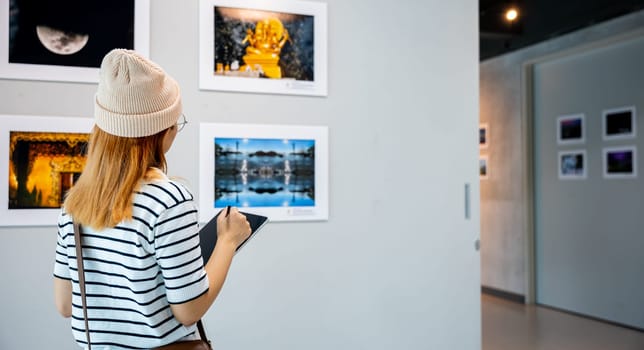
[73,222,92,350]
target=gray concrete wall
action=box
[532,34,644,329]
[480,10,644,297]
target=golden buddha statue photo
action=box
[239,17,290,79]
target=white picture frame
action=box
[479,155,488,180]
[0,0,150,83]
[557,113,585,145]
[603,146,637,179]
[199,123,328,222]
[199,0,328,96]
[602,106,637,141]
[0,115,94,226]
[558,149,586,180]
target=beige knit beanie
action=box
[94,49,182,138]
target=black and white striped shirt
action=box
[54,174,209,349]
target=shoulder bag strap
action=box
[74,222,92,350]
[196,319,209,343]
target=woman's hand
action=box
[171,206,252,326]
[216,207,251,249]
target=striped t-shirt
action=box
[54,174,209,349]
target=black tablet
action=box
[198,210,268,263]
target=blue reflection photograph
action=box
[214,137,315,208]
[561,153,584,175]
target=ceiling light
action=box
[505,8,519,22]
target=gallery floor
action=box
[482,294,644,350]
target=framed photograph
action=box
[0,0,150,83]
[199,123,328,222]
[558,150,586,180]
[199,0,328,96]
[557,113,585,145]
[0,115,94,226]
[479,123,488,149]
[479,155,488,180]
[603,106,636,140]
[603,146,637,179]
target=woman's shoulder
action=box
[57,207,73,229]
[137,177,194,207]
[135,168,195,212]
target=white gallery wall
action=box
[0,1,480,349]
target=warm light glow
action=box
[505,8,519,22]
[9,131,88,209]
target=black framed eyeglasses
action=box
[176,114,188,132]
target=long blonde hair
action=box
[64,126,169,230]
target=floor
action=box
[482,294,644,350]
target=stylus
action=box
[225,205,231,217]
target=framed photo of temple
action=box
[603,106,636,141]
[0,115,94,226]
[199,0,328,96]
[0,0,150,83]
[556,113,585,145]
[199,123,328,222]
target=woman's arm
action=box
[170,207,251,326]
[54,277,72,318]
[170,238,237,325]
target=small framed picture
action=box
[1,0,150,83]
[199,122,329,222]
[558,150,586,180]
[199,0,327,96]
[479,123,488,149]
[557,114,585,145]
[603,146,637,179]
[479,155,488,180]
[603,106,636,140]
[0,114,94,226]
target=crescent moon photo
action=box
[35,25,89,55]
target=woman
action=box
[53,49,251,349]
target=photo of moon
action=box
[35,26,89,55]
[9,0,135,68]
